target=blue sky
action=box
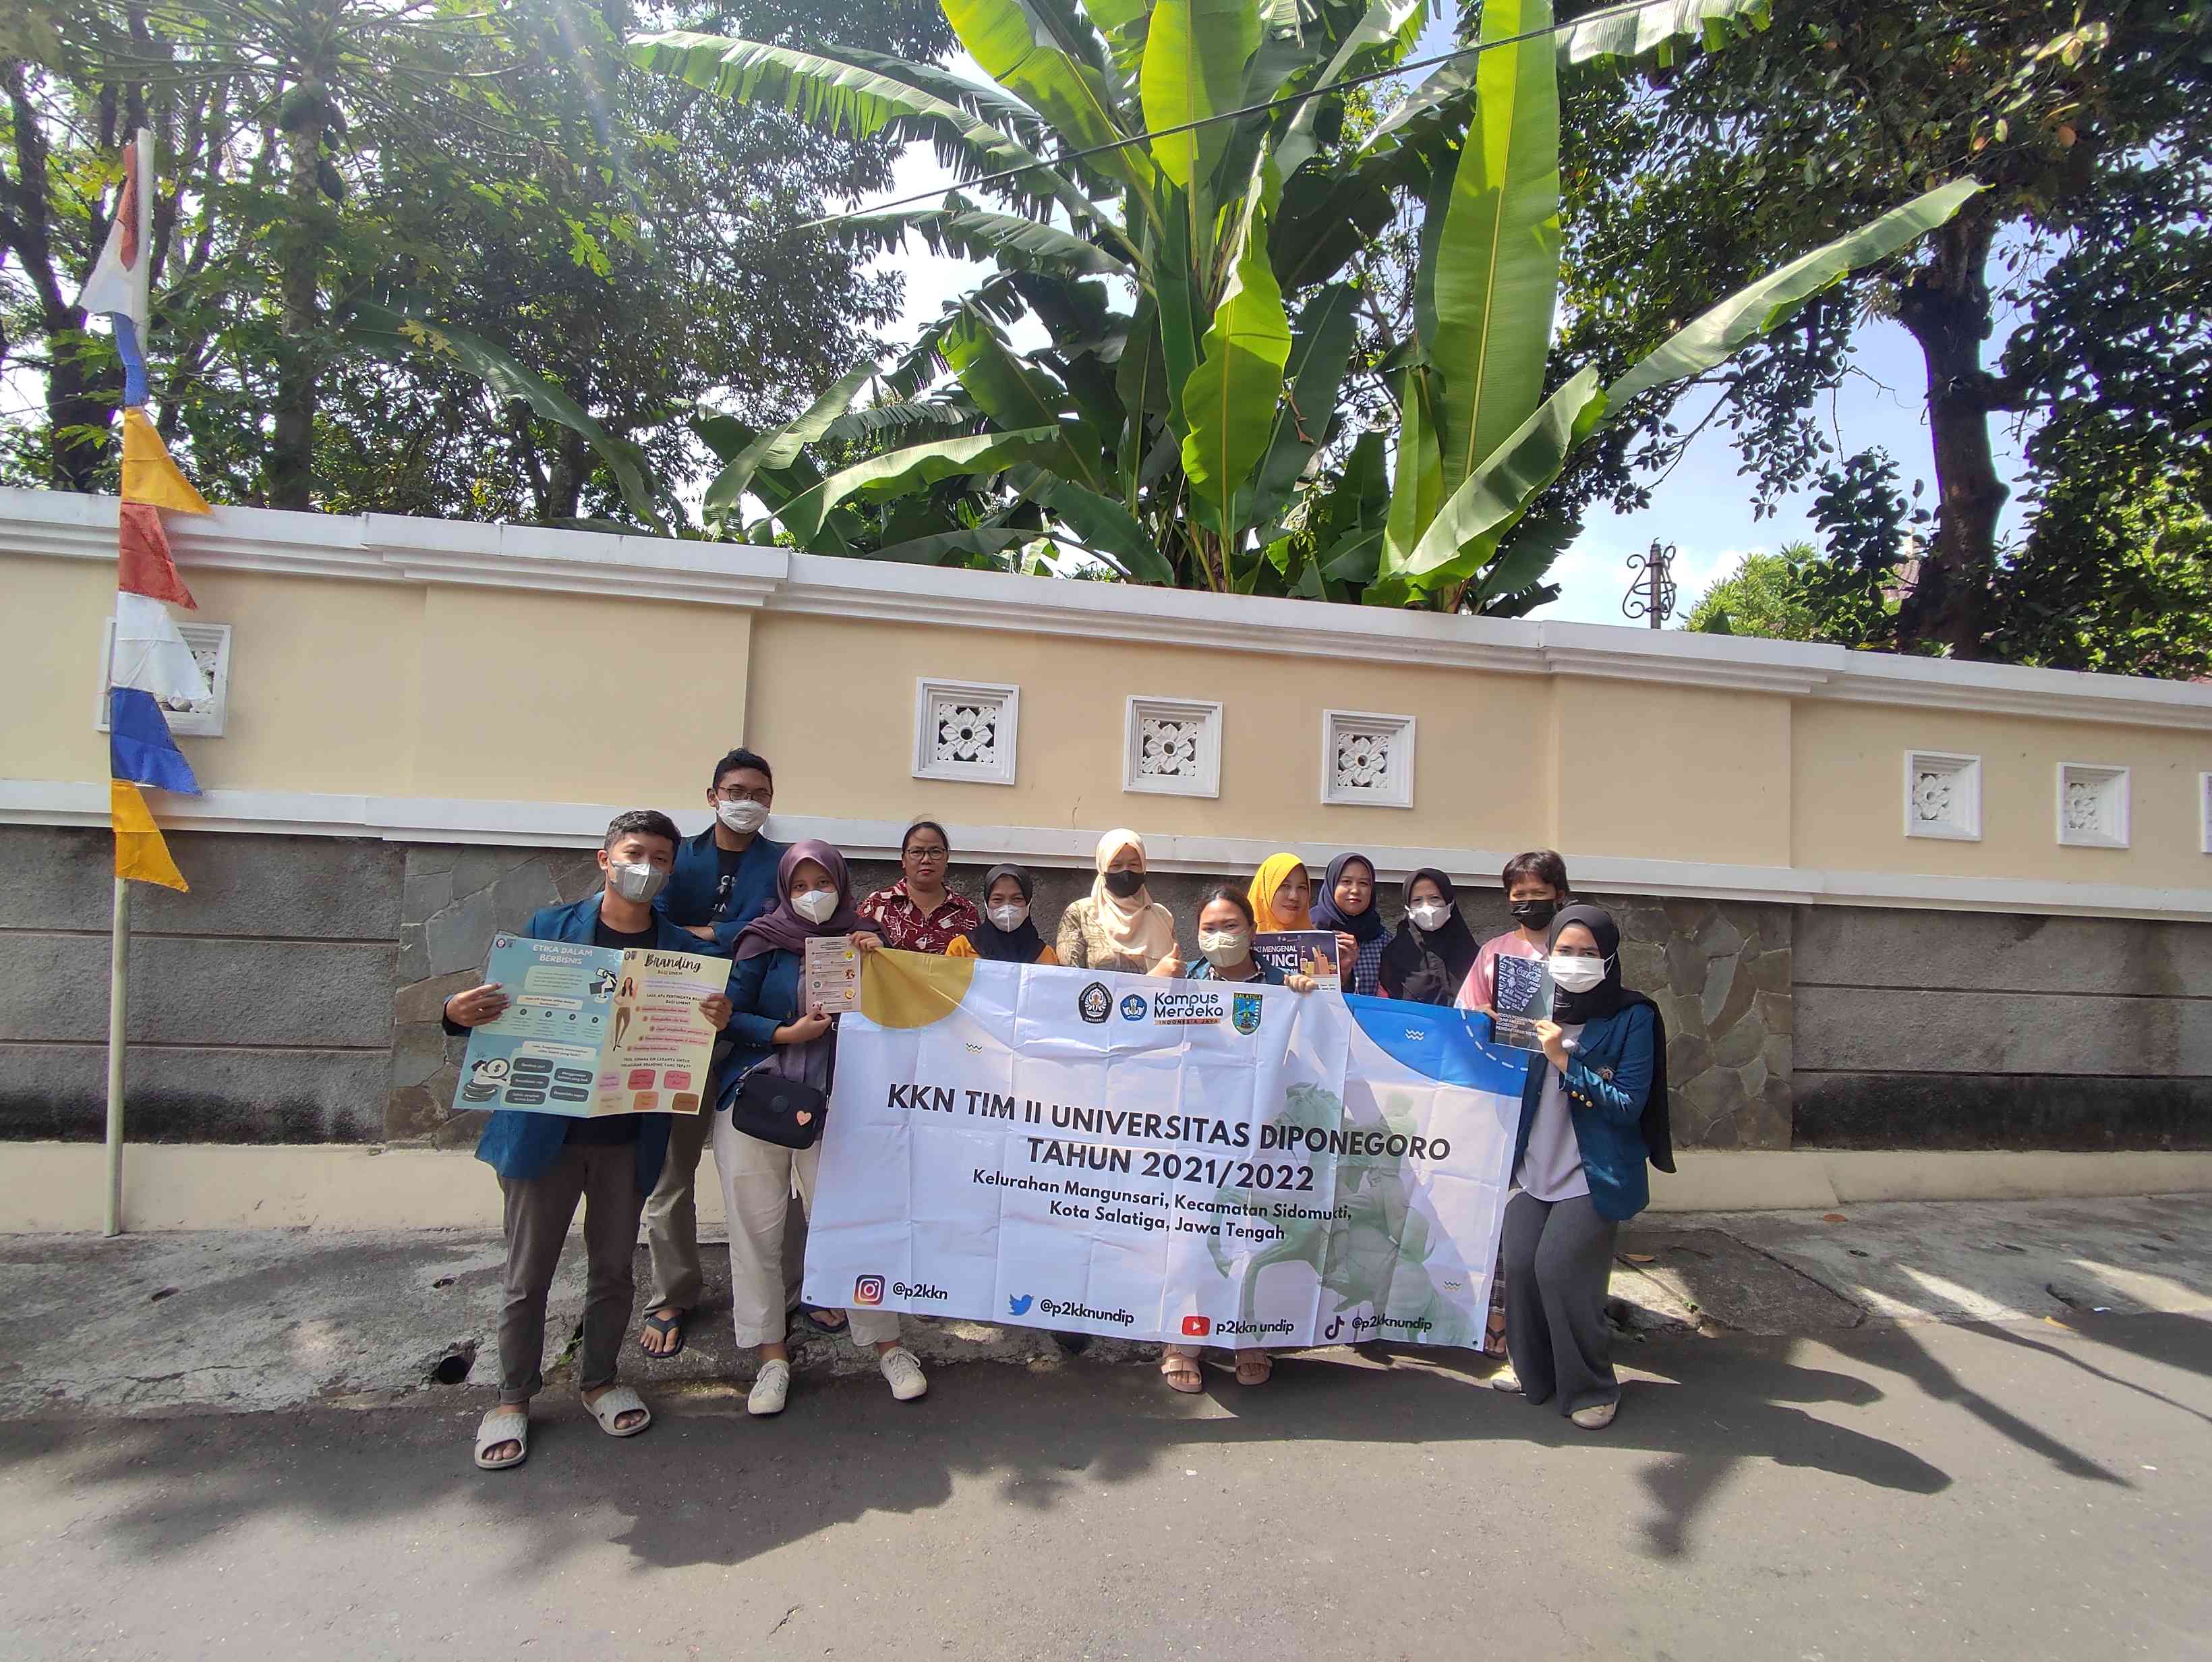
[851,32,2032,625]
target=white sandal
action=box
[474,1406,529,1470]
[585,1385,652,1438]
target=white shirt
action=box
[1518,1023,1589,1204]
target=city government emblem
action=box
[1231,992,1263,1035]
[1078,982,1112,1025]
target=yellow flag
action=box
[111,778,189,891]
[121,408,211,515]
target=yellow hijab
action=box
[1248,852,1313,932]
[1092,828,1179,969]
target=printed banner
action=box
[802,952,1527,1350]
[454,934,724,1116]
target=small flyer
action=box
[803,933,863,1015]
[1254,930,1341,990]
[455,934,725,1118]
[1488,952,1553,1053]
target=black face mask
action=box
[1509,897,1559,929]
[1103,868,1145,898]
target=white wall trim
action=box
[1321,709,1416,809]
[8,777,2211,921]
[1902,749,1981,842]
[2057,762,2131,850]
[13,487,2212,730]
[911,677,1019,787]
[1123,695,1223,799]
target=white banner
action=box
[801,952,1527,1350]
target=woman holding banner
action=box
[715,841,931,1416]
[1057,830,1182,975]
[1160,885,1319,1393]
[1505,905,1674,1431]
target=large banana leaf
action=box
[1605,179,1986,412]
[1141,0,1261,214]
[776,428,1064,544]
[1430,0,1561,500]
[1179,177,1292,537]
[1275,0,1427,179]
[1241,281,1360,529]
[1387,368,1607,588]
[1559,0,1770,65]
[819,393,982,446]
[830,204,1131,279]
[945,0,1152,204]
[627,32,1099,231]
[1115,294,1165,503]
[943,309,1111,493]
[347,300,664,532]
[701,359,878,528]
[870,526,1042,567]
[1011,468,1177,583]
[1154,192,1204,434]
[1382,365,1443,570]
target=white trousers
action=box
[710,1108,900,1350]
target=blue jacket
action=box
[470,896,724,1191]
[656,826,788,944]
[1515,1003,1657,1223]
[715,945,809,1110]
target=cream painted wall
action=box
[4,555,115,785]
[1554,681,1794,867]
[1791,702,2212,886]
[742,610,1557,849]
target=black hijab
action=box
[1314,853,1386,942]
[968,863,1046,963]
[1378,868,1479,1005]
[1546,905,1675,1173]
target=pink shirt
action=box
[1456,931,1546,1014]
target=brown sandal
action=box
[1160,1354,1204,1394]
[1234,1351,1273,1387]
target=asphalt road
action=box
[4,1316,2208,1661]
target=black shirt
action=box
[569,917,656,1146]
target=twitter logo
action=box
[1008,1294,1033,1316]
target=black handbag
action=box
[730,1060,827,1149]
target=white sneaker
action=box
[879,1346,929,1402]
[747,1359,790,1416]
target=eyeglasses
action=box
[716,786,772,805]
[906,846,950,860]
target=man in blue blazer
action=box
[442,809,732,1471]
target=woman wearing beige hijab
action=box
[1057,829,1182,976]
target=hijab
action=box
[732,840,879,962]
[969,863,1046,963]
[1312,853,1385,942]
[1247,852,1313,934]
[1377,868,1478,1004]
[1545,905,1675,1173]
[1090,829,1179,968]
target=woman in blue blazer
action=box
[1503,905,1675,1431]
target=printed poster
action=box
[1254,930,1340,989]
[804,934,863,1015]
[1489,950,1552,1053]
[454,934,724,1117]
[803,954,1527,1350]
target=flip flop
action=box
[637,1307,687,1358]
[474,1406,529,1470]
[585,1385,652,1438]
[791,1304,848,1335]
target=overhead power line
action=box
[798,0,1712,231]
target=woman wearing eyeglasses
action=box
[856,820,980,954]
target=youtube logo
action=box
[1181,1315,1211,1338]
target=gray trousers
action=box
[497,1143,646,1404]
[1501,1190,1619,1416]
[642,1108,806,1313]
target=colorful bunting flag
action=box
[88,130,202,891]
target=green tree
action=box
[1683,540,1822,639]
[632,0,1977,601]
[1554,0,2212,660]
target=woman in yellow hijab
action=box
[1248,853,1357,983]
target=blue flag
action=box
[109,686,201,797]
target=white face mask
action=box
[989,902,1029,932]
[608,861,667,904]
[1198,928,1250,967]
[792,889,839,925]
[1548,953,1609,994]
[716,799,769,834]
[1408,900,1452,932]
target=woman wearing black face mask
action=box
[1457,849,1569,1016]
[1056,829,1182,975]
[1503,905,1675,1431]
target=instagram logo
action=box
[853,1275,885,1306]
[1181,1315,1211,1338]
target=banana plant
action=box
[632,0,1978,610]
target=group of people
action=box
[441,746,1667,1471]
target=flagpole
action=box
[105,876,131,1238]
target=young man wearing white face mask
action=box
[441,809,733,1471]
[640,747,794,1361]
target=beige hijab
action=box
[1090,828,1178,969]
